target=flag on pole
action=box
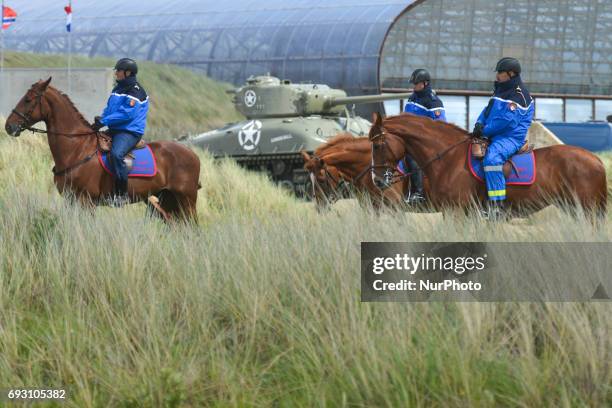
[64,4,72,32]
[2,5,17,30]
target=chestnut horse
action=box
[5,78,201,222]
[301,133,409,211]
[368,113,607,218]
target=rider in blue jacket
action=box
[93,58,149,206]
[401,68,446,204]
[471,57,534,220]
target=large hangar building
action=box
[4,0,612,128]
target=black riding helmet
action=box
[114,58,138,76]
[495,57,521,74]
[410,68,431,85]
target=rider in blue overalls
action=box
[402,68,446,204]
[471,57,534,220]
[93,58,149,206]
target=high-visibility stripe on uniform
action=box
[404,101,445,112]
[487,189,506,198]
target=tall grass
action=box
[0,128,611,407]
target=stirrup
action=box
[404,191,426,205]
[107,194,130,208]
[481,202,506,221]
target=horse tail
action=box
[593,160,608,222]
[598,175,608,219]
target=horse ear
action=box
[371,112,379,124]
[369,112,383,140]
[41,77,52,90]
[300,150,311,162]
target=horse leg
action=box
[156,189,198,223]
[173,191,199,223]
[541,147,608,223]
[579,191,607,226]
[556,178,607,224]
[581,178,607,222]
[79,196,96,216]
[146,195,171,222]
[157,190,178,221]
[65,190,96,215]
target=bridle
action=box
[369,131,413,187]
[11,89,45,132]
[369,129,471,188]
[308,150,405,203]
[11,87,101,176]
[309,156,354,203]
[12,88,99,137]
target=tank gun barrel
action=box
[325,92,413,109]
[230,74,415,118]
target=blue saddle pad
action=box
[467,146,536,185]
[98,145,157,178]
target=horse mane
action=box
[314,132,369,157]
[383,113,470,140]
[47,85,93,129]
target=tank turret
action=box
[186,75,411,198]
[232,74,412,118]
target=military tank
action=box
[185,75,411,198]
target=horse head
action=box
[6,77,53,137]
[301,150,349,211]
[368,112,404,191]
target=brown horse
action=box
[5,78,201,222]
[368,113,607,218]
[301,133,409,211]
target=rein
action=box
[418,137,471,171]
[370,130,471,182]
[354,162,408,184]
[312,156,354,200]
[11,91,99,137]
[12,88,100,176]
[309,150,408,203]
[20,125,99,137]
[52,149,99,177]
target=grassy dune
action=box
[3,51,243,139]
[0,124,611,407]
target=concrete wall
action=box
[0,68,114,122]
[527,121,565,148]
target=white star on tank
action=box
[244,90,257,107]
[238,120,262,151]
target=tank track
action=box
[214,152,313,199]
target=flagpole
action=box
[67,0,72,94]
[1,0,5,78]
[1,0,5,118]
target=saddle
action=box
[97,132,147,156]
[471,137,533,178]
[97,132,147,172]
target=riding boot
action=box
[110,178,129,207]
[483,200,506,222]
[405,167,426,205]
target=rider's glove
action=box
[471,122,484,138]
[92,116,104,131]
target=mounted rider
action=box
[401,68,446,205]
[471,57,534,220]
[92,58,149,206]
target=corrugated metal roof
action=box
[4,0,415,101]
